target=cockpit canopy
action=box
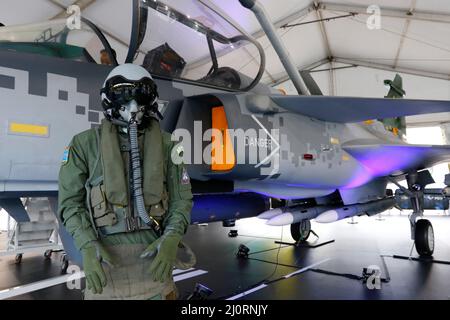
[137,0,265,91]
[0,0,265,92]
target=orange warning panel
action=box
[211,106,235,171]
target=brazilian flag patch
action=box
[62,147,70,164]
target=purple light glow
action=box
[237,145,436,196]
[344,145,426,187]
[341,165,373,189]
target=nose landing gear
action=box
[414,219,434,257]
[405,171,435,257]
[391,170,436,257]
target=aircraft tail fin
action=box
[381,74,407,136]
[384,74,405,99]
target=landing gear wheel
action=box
[415,219,434,257]
[61,255,69,273]
[291,220,311,243]
[15,254,23,264]
[44,250,52,260]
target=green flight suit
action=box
[58,118,193,300]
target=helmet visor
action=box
[102,76,158,106]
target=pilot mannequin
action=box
[58,64,194,300]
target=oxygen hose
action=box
[129,120,162,235]
[128,117,196,269]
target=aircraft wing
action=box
[342,139,450,177]
[271,95,450,123]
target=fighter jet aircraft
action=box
[1,0,450,266]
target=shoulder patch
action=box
[181,167,190,185]
[62,147,70,164]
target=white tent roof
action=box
[1,0,450,125]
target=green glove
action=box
[81,241,115,294]
[140,233,181,283]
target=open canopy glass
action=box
[137,0,265,91]
[0,0,265,91]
